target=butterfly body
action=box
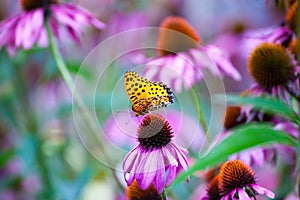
[124,71,174,116]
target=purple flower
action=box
[122,114,189,193]
[21,173,41,195]
[222,106,276,167]
[142,16,241,93]
[103,108,205,153]
[201,160,275,200]
[246,42,299,105]
[0,0,105,55]
[218,160,275,200]
[228,146,275,167]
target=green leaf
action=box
[225,95,299,122]
[173,123,297,184]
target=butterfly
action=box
[124,71,174,116]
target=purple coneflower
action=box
[0,0,105,55]
[223,106,276,166]
[126,180,162,200]
[202,175,222,200]
[246,42,299,105]
[143,16,241,93]
[203,160,275,200]
[103,108,205,153]
[122,114,189,194]
[249,1,297,46]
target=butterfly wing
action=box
[124,71,174,116]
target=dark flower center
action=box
[157,16,200,56]
[206,175,222,200]
[248,42,294,90]
[286,1,298,31]
[138,114,173,151]
[126,180,162,200]
[219,160,256,197]
[20,0,59,11]
[223,106,246,130]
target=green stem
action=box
[45,20,124,191]
[189,84,210,143]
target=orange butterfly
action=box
[124,71,174,116]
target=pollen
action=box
[20,0,59,11]
[219,160,256,196]
[223,106,246,129]
[157,16,201,56]
[138,114,173,151]
[248,42,294,89]
[126,180,162,200]
[286,1,298,31]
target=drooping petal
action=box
[122,146,139,171]
[153,151,165,193]
[165,165,177,186]
[252,184,275,199]
[204,45,241,81]
[135,151,157,190]
[237,188,251,200]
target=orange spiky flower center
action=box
[126,180,162,200]
[288,39,298,55]
[206,175,222,200]
[157,16,201,56]
[219,160,256,197]
[20,0,59,11]
[223,106,246,129]
[138,114,173,151]
[248,42,294,89]
[286,1,298,31]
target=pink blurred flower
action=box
[122,114,189,193]
[0,190,16,200]
[229,146,275,167]
[0,0,105,56]
[143,16,241,93]
[21,173,41,195]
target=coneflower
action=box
[247,42,299,104]
[222,106,275,167]
[0,0,105,55]
[218,160,275,200]
[143,16,241,93]
[122,114,189,194]
[202,175,222,200]
[126,180,162,200]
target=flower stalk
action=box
[44,18,125,191]
[190,84,210,142]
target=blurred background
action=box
[0,0,290,199]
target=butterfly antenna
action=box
[124,110,137,125]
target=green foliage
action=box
[225,95,300,123]
[174,123,297,184]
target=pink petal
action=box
[122,146,139,171]
[237,188,251,200]
[153,151,165,193]
[165,165,176,186]
[252,184,275,199]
